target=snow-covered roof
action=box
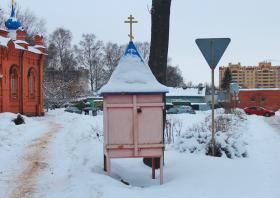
[167,87,206,97]
[15,40,28,45]
[15,43,25,50]
[28,46,43,54]
[99,41,168,94]
[0,35,45,54]
[0,36,11,47]
[34,45,46,49]
[240,88,280,91]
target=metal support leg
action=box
[160,156,163,185]
[104,155,107,172]
[152,158,155,179]
[106,157,111,175]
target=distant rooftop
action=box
[167,87,206,97]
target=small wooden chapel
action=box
[100,15,168,184]
[0,0,46,116]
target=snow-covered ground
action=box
[0,109,280,198]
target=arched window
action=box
[10,66,18,99]
[28,68,35,98]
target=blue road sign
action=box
[196,38,231,69]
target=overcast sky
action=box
[2,0,280,85]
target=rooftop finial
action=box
[124,15,138,42]
[11,0,15,17]
[5,0,21,31]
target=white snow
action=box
[100,44,168,94]
[15,40,29,45]
[28,46,43,54]
[170,109,248,158]
[14,43,26,50]
[34,45,46,49]
[0,32,45,53]
[0,109,280,198]
[0,36,11,47]
[167,87,206,97]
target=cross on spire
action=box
[124,15,138,42]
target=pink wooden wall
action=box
[104,94,164,159]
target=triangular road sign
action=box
[196,38,231,69]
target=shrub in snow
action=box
[12,114,25,125]
[172,109,248,159]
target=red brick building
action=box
[238,88,280,112]
[0,2,46,116]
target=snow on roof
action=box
[15,40,28,45]
[28,46,42,54]
[0,27,8,32]
[0,36,11,47]
[15,43,26,50]
[167,87,206,97]
[99,41,168,94]
[240,88,280,91]
[34,45,46,49]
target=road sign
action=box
[230,83,239,94]
[195,38,231,69]
[195,37,231,156]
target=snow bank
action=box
[0,113,49,197]
[1,109,280,198]
[170,109,248,158]
[276,110,280,116]
[35,109,106,197]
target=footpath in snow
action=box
[0,110,280,198]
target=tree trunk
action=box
[148,0,171,85]
[144,0,171,169]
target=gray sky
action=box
[2,0,280,85]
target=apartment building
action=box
[219,62,280,88]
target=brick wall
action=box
[238,89,280,111]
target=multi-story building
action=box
[219,62,280,89]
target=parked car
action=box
[166,106,196,114]
[64,106,82,114]
[166,107,178,114]
[244,106,275,117]
[177,106,196,114]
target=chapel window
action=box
[28,69,35,97]
[10,66,18,98]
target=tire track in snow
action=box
[11,122,61,198]
[265,116,280,134]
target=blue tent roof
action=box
[5,5,21,30]
[124,41,144,62]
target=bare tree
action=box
[49,27,76,73]
[103,42,123,82]
[0,7,5,27]
[135,41,150,63]
[76,34,104,92]
[166,65,185,87]
[16,7,46,43]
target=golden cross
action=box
[124,15,138,42]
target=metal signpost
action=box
[195,38,231,156]
[230,83,240,109]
